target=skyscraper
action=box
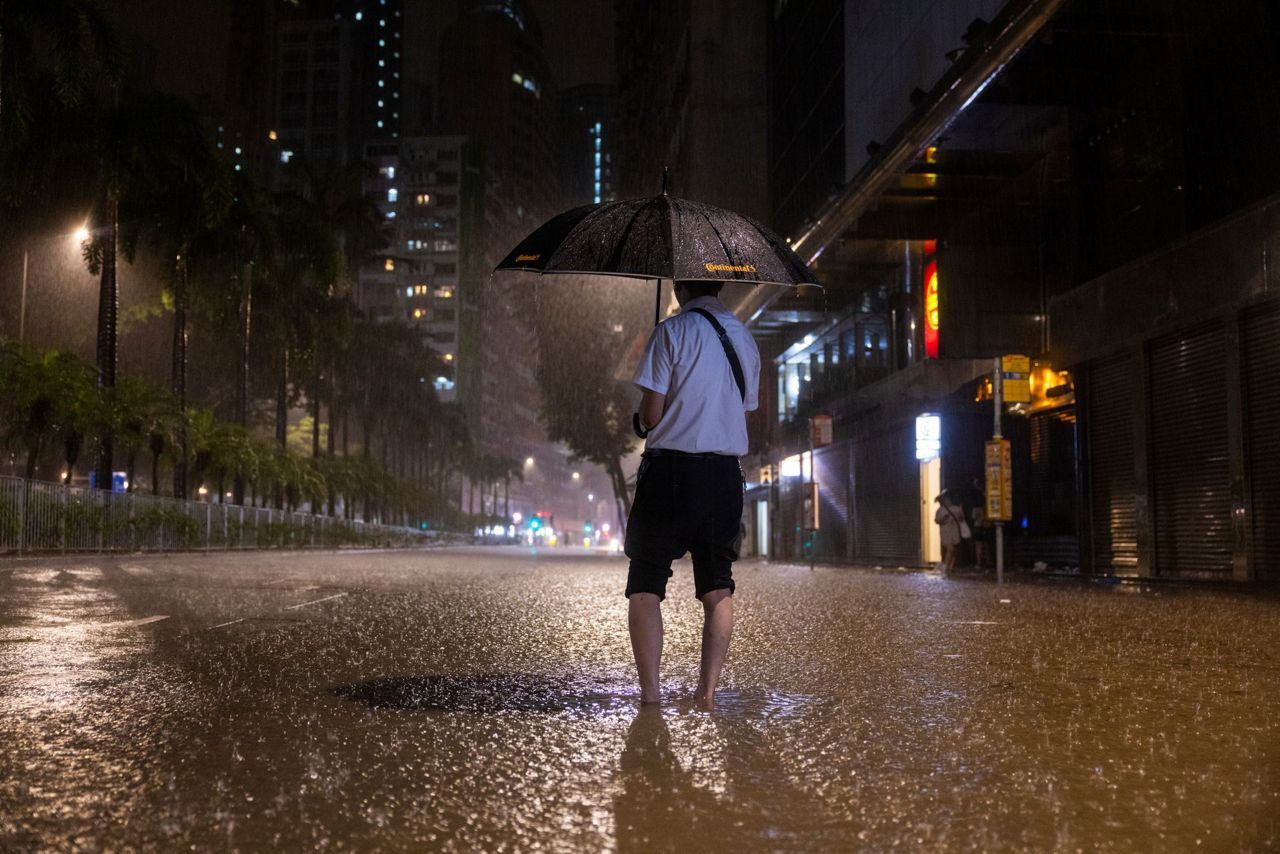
[436,1,564,501]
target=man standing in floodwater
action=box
[626,280,761,706]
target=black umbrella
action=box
[494,187,820,325]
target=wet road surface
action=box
[1,548,1277,851]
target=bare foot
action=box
[692,692,715,709]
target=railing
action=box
[0,475,436,555]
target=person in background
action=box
[934,489,966,572]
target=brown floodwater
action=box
[1,548,1276,850]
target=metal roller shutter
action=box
[1148,321,1232,576]
[813,442,851,561]
[1242,301,1280,581]
[1088,354,1138,572]
[853,423,918,564]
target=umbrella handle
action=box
[653,278,661,327]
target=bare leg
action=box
[694,588,733,707]
[628,593,663,704]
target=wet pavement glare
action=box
[1,547,1277,851]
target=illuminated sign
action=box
[923,258,939,358]
[915,414,941,460]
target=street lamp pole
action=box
[19,248,28,343]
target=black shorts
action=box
[624,451,744,601]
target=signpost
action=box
[990,357,1017,585]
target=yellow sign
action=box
[1001,354,1030,374]
[515,253,541,263]
[704,262,757,274]
[985,439,1013,522]
[1000,353,1031,403]
[1003,377,1031,403]
[759,465,774,485]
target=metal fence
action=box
[0,475,436,555]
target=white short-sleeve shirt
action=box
[631,295,761,456]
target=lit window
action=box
[268,130,278,141]
[378,100,384,108]
[405,286,413,297]
[385,258,395,271]
[388,188,398,202]
[512,73,523,85]
[379,18,386,26]
[386,211,396,219]
[281,150,293,163]
[377,120,384,128]
[234,164,241,171]
[234,146,242,155]
[379,39,386,46]
[595,153,601,166]
[355,10,362,20]
[416,193,430,205]
[378,79,385,87]
[434,287,453,299]
[594,121,602,133]
[378,59,385,67]
[443,353,453,362]
[382,166,395,179]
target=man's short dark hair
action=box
[676,280,724,299]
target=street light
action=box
[572,471,580,481]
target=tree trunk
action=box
[233,262,252,504]
[274,345,288,509]
[606,454,631,535]
[95,192,119,490]
[171,251,189,499]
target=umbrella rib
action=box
[703,212,739,274]
[603,202,649,273]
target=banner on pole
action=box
[985,439,1013,521]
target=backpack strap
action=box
[688,308,746,403]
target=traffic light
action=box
[584,522,593,532]
[529,515,542,530]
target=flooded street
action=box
[1,548,1276,851]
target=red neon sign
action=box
[923,258,939,358]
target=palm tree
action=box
[78,89,231,491]
[0,0,120,156]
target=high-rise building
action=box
[436,1,565,510]
[614,0,768,220]
[276,16,356,167]
[103,0,280,177]
[556,84,616,208]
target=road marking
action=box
[263,578,296,586]
[945,620,998,625]
[285,592,348,610]
[103,615,170,628]
[210,618,245,629]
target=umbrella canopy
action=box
[494,193,820,289]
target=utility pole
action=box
[992,357,1004,586]
[19,248,28,343]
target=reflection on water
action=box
[2,550,1278,851]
